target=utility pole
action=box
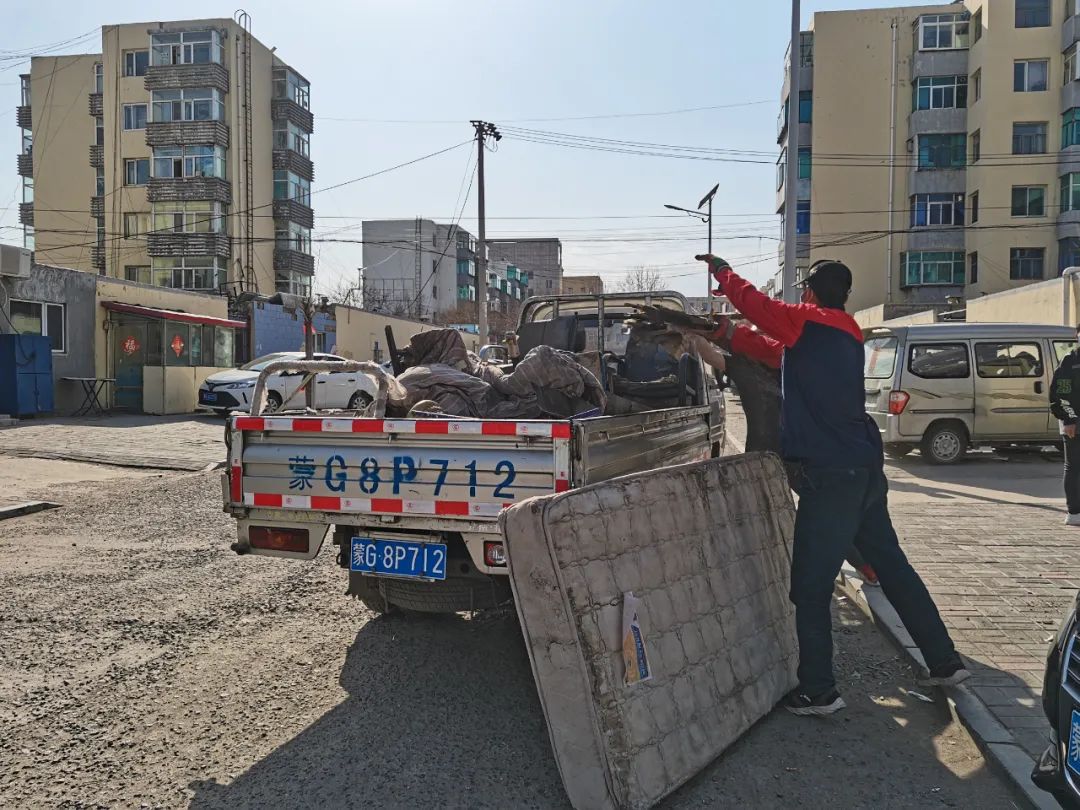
[471,120,500,344]
[781,0,802,304]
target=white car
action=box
[198,352,378,415]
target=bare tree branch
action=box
[618,266,666,293]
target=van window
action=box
[1054,340,1077,367]
[909,343,970,379]
[864,336,897,379]
[974,342,1043,378]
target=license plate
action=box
[350,537,447,581]
[1069,709,1080,776]
[202,392,217,402]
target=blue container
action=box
[0,334,54,415]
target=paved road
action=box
[0,436,1013,807]
[726,399,1079,763]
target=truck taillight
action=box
[888,390,910,415]
[484,541,507,567]
[249,526,308,553]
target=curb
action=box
[836,567,1059,810]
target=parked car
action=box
[1032,588,1080,807]
[198,351,377,415]
[863,323,1078,464]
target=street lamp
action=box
[664,182,719,312]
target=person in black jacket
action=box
[1050,329,1080,525]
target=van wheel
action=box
[921,422,967,465]
[884,443,914,459]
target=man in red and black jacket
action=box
[697,255,969,715]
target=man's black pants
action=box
[789,463,959,696]
[1064,434,1080,515]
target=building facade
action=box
[489,238,563,295]
[562,275,604,295]
[778,0,1080,313]
[17,19,314,299]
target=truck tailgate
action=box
[228,415,570,518]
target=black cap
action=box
[795,259,853,295]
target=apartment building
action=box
[562,275,604,295]
[489,238,563,295]
[776,0,1079,313]
[16,19,314,298]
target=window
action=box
[913,76,967,110]
[796,200,810,234]
[1064,109,1080,148]
[798,147,811,180]
[1016,0,1051,28]
[918,133,966,169]
[1011,186,1046,217]
[273,170,311,205]
[1055,340,1078,366]
[917,14,970,50]
[1010,247,1046,280]
[124,265,150,284]
[95,115,104,146]
[1062,173,1080,212]
[975,343,1043,378]
[1014,59,1049,92]
[273,120,310,157]
[150,30,223,66]
[123,103,147,130]
[273,69,310,109]
[909,344,970,379]
[901,251,965,286]
[152,201,226,234]
[969,252,978,284]
[96,217,105,250]
[124,158,149,186]
[911,193,964,227]
[123,212,150,238]
[124,50,149,77]
[1071,0,1080,19]
[1013,122,1047,154]
[151,145,226,179]
[970,191,979,223]
[972,68,982,102]
[797,91,812,123]
[151,256,227,291]
[150,88,224,122]
[93,62,103,93]
[1067,44,1080,85]
[1061,237,1080,273]
[972,9,983,42]
[971,129,981,162]
[864,336,898,379]
[275,221,311,253]
[95,166,105,197]
[775,150,786,190]
[276,269,312,298]
[9,300,65,353]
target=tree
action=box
[618,265,666,293]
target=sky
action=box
[0,0,940,298]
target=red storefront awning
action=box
[102,301,247,329]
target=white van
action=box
[863,323,1077,464]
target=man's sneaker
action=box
[918,659,971,687]
[783,688,846,716]
[856,563,880,587]
[1066,513,1080,527]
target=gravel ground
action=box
[0,466,1017,809]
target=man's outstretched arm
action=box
[697,254,806,347]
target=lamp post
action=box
[664,182,719,312]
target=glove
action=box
[694,254,732,283]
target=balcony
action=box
[273,247,315,276]
[272,198,313,229]
[145,120,229,147]
[271,99,313,133]
[90,196,104,218]
[88,92,103,117]
[18,202,33,227]
[16,105,31,130]
[89,144,104,168]
[90,245,105,272]
[146,231,231,259]
[272,149,314,181]
[16,152,32,177]
[147,177,232,204]
[144,63,229,93]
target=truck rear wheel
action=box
[348,572,511,615]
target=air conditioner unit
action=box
[0,244,31,278]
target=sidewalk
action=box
[0,414,225,471]
[725,400,1078,809]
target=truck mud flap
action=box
[500,453,797,810]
